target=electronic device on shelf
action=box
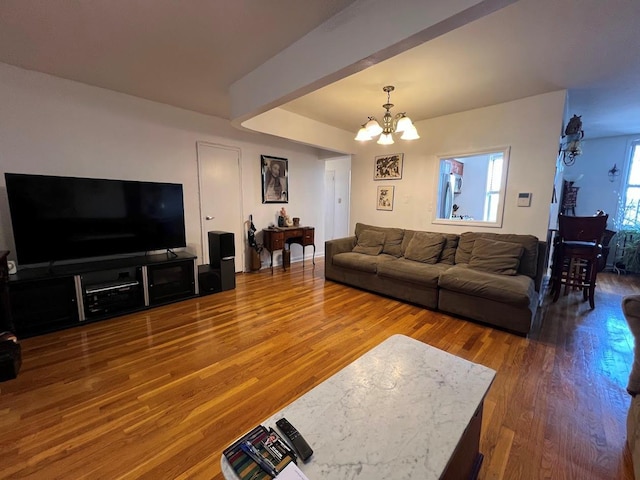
[84,279,143,317]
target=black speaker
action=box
[198,259,235,296]
[208,231,235,267]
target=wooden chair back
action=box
[558,213,608,243]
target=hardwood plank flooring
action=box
[1,260,639,479]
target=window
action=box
[433,146,510,228]
[623,141,640,226]
[484,154,504,222]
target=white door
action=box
[324,157,351,240]
[197,142,244,271]
[324,170,336,241]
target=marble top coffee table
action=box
[221,334,496,479]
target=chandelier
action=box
[559,114,584,166]
[355,85,420,145]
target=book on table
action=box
[223,424,300,479]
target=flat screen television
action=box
[5,173,187,265]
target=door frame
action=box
[196,141,244,270]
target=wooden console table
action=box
[262,227,315,272]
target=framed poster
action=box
[377,186,394,211]
[261,155,288,203]
[374,153,403,180]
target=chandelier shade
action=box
[355,86,420,145]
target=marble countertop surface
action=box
[221,334,496,479]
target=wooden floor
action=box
[1,259,639,479]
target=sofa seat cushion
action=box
[377,258,450,287]
[438,265,535,306]
[333,252,396,273]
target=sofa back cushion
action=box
[355,223,404,257]
[439,234,460,265]
[468,237,524,275]
[352,229,385,255]
[404,232,446,264]
[402,231,459,264]
[455,232,539,278]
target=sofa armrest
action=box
[624,295,640,396]
[325,236,356,262]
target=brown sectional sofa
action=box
[325,223,547,335]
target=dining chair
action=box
[551,212,608,309]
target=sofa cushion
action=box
[438,265,535,307]
[333,252,396,273]
[469,237,524,275]
[455,232,539,278]
[352,229,385,255]
[404,232,445,264]
[377,259,450,288]
[401,231,459,263]
[355,223,404,257]
[440,234,460,265]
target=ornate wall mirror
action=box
[432,146,510,228]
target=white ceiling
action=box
[1,0,639,140]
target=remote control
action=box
[275,417,314,462]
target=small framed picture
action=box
[261,155,288,203]
[376,186,394,211]
[374,153,403,180]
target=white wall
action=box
[562,134,639,229]
[0,63,326,270]
[348,91,566,240]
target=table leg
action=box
[312,244,316,266]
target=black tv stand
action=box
[8,252,198,338]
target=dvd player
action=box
[84,280,142,317]
[85,279,140,295]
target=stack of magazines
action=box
[223,425,299,479]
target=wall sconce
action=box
[608,163,620,182]
[559,114,584,166]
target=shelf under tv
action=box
[8,251,198,338]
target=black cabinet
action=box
[10,276,79,337]
[0,251,14,333]
[9,252,197,338]
[147,259,195,305]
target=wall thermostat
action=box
[517,192,532,207]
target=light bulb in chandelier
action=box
[365,117,383,136]
[355,86,419,142]
[400,124,420,140]
[354,124,372,141]
[377,133,394,145]
[395,113,412,133]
